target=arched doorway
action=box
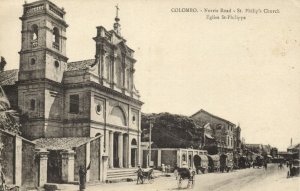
[131,139,137,167]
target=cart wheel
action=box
[149,176,154,184]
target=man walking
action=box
[79,162,90,191]
[136,165,144,184]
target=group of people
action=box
[161,164,171,174]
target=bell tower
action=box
[19,0,68,82]
[18,0,68,140]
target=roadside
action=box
[61,164,299,191]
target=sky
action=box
[0,0,300,151]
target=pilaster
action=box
[85,143,90,182]
[61,150,75,183]
[36,149,49,187]
[109,131,114,168]
[157,149,162,168]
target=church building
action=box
[0,0,143,185]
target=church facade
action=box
[1,0,143,175]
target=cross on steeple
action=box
[115,4,120,19]
[113,4,121,35]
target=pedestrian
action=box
[79,162,90,191]
[166,165,170,174]
[264,161,267,170]
[136,165,144,184]
[162,164,165,174]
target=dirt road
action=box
[83,164,299,191]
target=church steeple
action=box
[113,4,121,35]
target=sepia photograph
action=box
[0,0,299,190]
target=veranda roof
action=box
[33,137,96,150]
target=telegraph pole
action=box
[148,122,153,167]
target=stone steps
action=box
[106,168,138,182]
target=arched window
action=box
[111,106,127,126]
[31,24,38,40]
[131,139,137,146]
[52,27,60,49]
[53,27,59,43]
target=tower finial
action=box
[115,4,120,20]
[113,4,121,35]
[114,4,120,23]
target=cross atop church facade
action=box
[114,4,121,34]
[115,4,120,19]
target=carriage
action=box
[175,168,195,189]
[253,155,264,168]
[0,184,19,191]
[220,154,233,172]
[288,159,300,177]
[136,168,154,184]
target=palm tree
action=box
[0,86,20,134]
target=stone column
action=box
[109,131,114,168]
[36,149,49,187]
[123,134,129,168]
[14,136,22,186]
[101,155,109,182]
[192,151,195,169]
[61,150,75,183]
[118,133,123,168]
[157,150,162,167]
[105,130,110,155]
[128,136,132,168]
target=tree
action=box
[141,112,202,148]
[0,86,20,134]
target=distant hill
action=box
[141,112,202,148]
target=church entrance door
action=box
[113,133,119,167]
[131,139,137,167]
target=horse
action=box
[175,167,195,189]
